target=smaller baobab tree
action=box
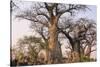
[78,18,96,61]
[58,18,96,62]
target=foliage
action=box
[11,36,47,65]
[80,55,96,62]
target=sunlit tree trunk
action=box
[47,16,58,64]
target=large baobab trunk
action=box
[48,16,58,63]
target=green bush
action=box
[80,55,96,62]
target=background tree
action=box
[12,36,47,65]
[60,18,96,62]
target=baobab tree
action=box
[12,1,89,63]
[61,18,96,62]
[78,18,96,60]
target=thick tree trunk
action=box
[70,26,81,62]
[87,45,91,59]
[60,30,81,62]
[71,39,81,62]
[85,44,91,60]
[53,41,62,64]
[47,16,58,64]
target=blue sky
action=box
[76,5,96,21]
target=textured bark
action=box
[72,39,80,62]
[85,44,91,59]
[60,29,81,62]
[47,16,58,64]
[53,41,62,63]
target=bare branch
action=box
[85,49,96,56]
[58,27,74,49]
[37,12,50,21]
[90,49,96,53]
[38,28,48,43]
[16,14,49,27]
[57,5,87,18]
